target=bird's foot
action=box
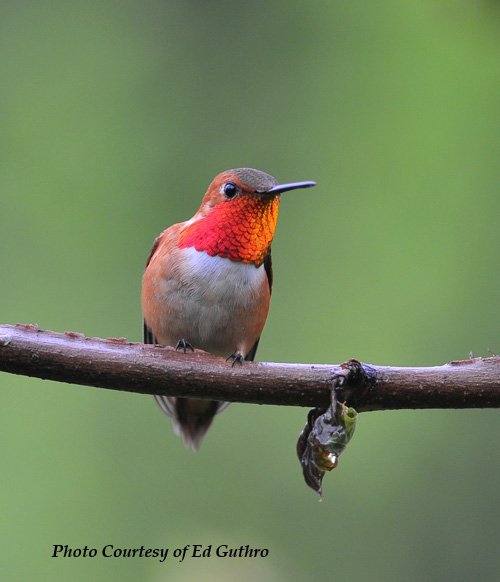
[175,339,194,353]
[226,351,244,367]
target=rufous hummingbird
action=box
[142,168,316,449]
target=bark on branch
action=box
[0,324,499,412]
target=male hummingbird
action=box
[142,168,315,449]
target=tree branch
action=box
[0,324,499,411]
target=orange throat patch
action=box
[178,195,280,266]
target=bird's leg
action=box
[226,351,244,367]
[175,339,194,353]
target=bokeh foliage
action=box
[1,1,499,580]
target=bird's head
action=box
[178,168,315,266]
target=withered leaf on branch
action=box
[297,401,357,498]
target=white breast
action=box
[182,247,266,300]
[159,247,268,355]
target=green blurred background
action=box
[1,1,499,580]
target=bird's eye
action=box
[222,182,238,199]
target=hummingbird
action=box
[142,168,316,450]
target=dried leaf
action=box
[297,401,357,498]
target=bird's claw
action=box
[227,352,244,367]
[175,339,194,353]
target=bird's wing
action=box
[143,320,157,345]
[244,249,273,363]
[143,236,179,417]
[144,235,161,269]
[143,320,177,417]
[143,236,160,344]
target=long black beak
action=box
[264,180,316,195]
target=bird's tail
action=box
[154,395,227,451]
